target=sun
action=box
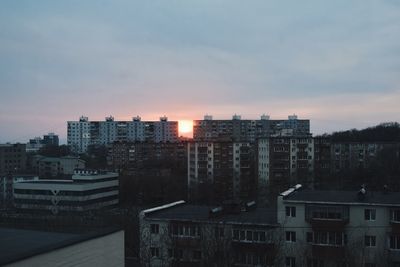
[178,120,193,137]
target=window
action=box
[391,210,400,222]
[364,209,376,221]
[171,224,200,237]
[150,224,159,234]
[286,206,296,217]
[193,250,202,260]
[365,235,376,247]
[390,235,400,250]
[306,232,313,243]
[313,232,343,246]
[215,227,224,238]
[150,247,159,258]
[307,258,324,267]
[286,231,296,242]
[286,257,296,267]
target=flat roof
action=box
[144,203,277,225]
[0,227,122,265]
[284,189,400,206]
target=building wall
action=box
[188,141,256,201]
[278,189,397,266]
[5,231,124,267]
[67,116,179,154]
[0,144,27,176]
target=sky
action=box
[0,0,399,143]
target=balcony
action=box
[306,205,349,231]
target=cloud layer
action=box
[0,0,399,142]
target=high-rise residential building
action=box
[193,114,310,142]
[67,116,179,153]
[188,141,256,202]
[107,141,187,172]
[189,114,310,202]
[0,144,27,176]
[257,136,314,195]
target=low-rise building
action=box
[278,185,400,267]
[13,169,118,214]
[139,201,279,267]
[140,185,400,266]
[32,156,85,178]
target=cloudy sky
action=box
[0,0,399,142]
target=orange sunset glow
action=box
[178,120,193,137]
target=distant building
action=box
[0,144,27,176]
[139,201,278,267]
[67,116,179,154]
[0,227,124,267]
[107,141,187,172]
[188,141,256,202]
[189,114,310,202]
[26,133,59,153]
[31,156,85,179]
[193,114,311,142]
[13,169,119,214]
[257,136,315,196]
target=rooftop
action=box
[143,201,277,225]
[283,187,400,206]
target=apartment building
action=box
[13,169,119,214]
[258,137,314,195]
[140,185,400,267]
[26,133,59,153]
[31,156,86,179]
[107,141,187,171]
[0,144,27,176]
[139,201,278,267]
[278,184,400,267]
[67,116,179,153]
[193,114,310,142]
[187,141,256,201]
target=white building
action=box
[278,184,400,267]
[13,170,119,214]
[258,137,314,193]
[67,116,179,153]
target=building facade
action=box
[0,144,27,176]
[139,201,279,267]
[140,185,400,267]
[67,116,179,153]
[107,141,187,172]
[187,141,256,202]
[26,133,59,153]
[13,169,119,214]
[278,184,400,267]
[258,137,315,197]
[193,114,310,142]
[31,156,86,179]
